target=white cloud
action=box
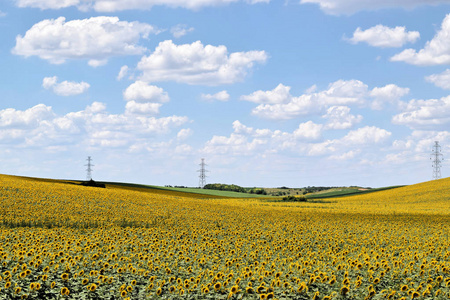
[117,66,129,81]
[240,83,291,104]
[348,25,419,48]
[201,91,230,102]
[125,102,163,115]
[170,24,194,38]
[425,69,450,90]
[136,40,267,85]
[392,96,450,130]
[15,0,268,11]
[42,76,90,96]
[177,128,193,140]
[245,80,409,120]
[342,126,391,144]
[328,150,359,161]
[0,104,54,128]
[322,106,362,129]
[293,121,323,140]
[391,14,450,66]
[0,10,6,17]
[88,59,107,68]
[299,0,450,15]
[203,120,391,165]
[0,101,188,149]
[123,81,169,103]
[122,82,170,115]
[369,84,410,110]
[13,17,158,65]
[15,0,80,9]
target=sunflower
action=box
[61,287,69,296]
[230,285,239,294]
[246,287,254,294]
[89,284,97,292]
[131,280,137,286]
[214,282,222,291]
[156,287,162,296]
[312,291,320,300]
[340,286,349,295]
[61,273,69,281]
[120,290,127,298]
[126,285,133,292]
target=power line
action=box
[197,158,209,188]
[85,156,94,181]
[431,141,444,180]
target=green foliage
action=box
[282,195,306,202]
[248,188,267,195]
[203,183,247,193]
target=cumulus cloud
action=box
[322,106,362,129]
[15,0,80,9]
[293,121,323,140]
[369,84,410,110]
[348,25,419,48]
[243,80,407,120]
[0,101,188,149]
[136,40,267,85]
[341,126,391,144]
[392,96,450,130]
[203,120,391,162]
[170,24,194,38]
[13,16,158,65]
[15,0,268,11]
[299,0,450,15]
[201,91,230,102]
[123,81,170,115]
[123,81,169,103]
[42,76,90,96]
[391,14,450,66]
[177,128,193,140]
[425,69,450,89]
[240,83,291,104]
[117,66,129,81]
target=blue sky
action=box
[0,0,449,188]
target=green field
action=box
[305,185,406,199]
[98,181,276,198]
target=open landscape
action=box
[0,174,449,299]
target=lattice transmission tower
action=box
[85,156,94,181]
[198,158,208,188]
[431,141,444,180]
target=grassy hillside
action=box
[98,181,275,198]
[305,185,405,199]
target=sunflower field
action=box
[0,174,450,299]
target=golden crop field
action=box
[0,174,450,299]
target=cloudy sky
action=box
[0,0,449,188]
